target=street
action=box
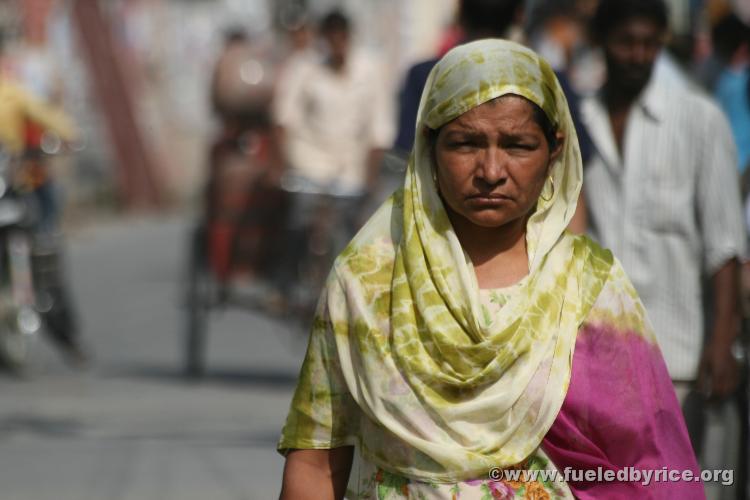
[0,213,306,500]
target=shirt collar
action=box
[633,76,665,122]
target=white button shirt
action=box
[273,50,395,195]
[581,77,746,381]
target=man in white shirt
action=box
[272,10,394,309]
[574,1,746,497]
[273,10,393,198]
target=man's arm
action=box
[280,447,354,500]
[699,258,741,399]
[568,190,588,234]
[20,86,78,143]
[364,148,385,195]
[695,103,746,399]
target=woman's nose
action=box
[477,147,506,185]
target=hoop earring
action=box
[540,176,555,202]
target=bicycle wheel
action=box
[0,302,39,374]
[0,230,42,374]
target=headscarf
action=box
[282,39,613,482]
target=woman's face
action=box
[433,95,563,229]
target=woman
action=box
[278,40,702,499]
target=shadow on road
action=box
[0,413,86,439]
[104,363,299,389]
[0,410,281,446]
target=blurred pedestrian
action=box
[204,27,284,285]
[394,0,593,169]
[527,0,586,73]
[711,13,750,179]
[11,34,70,238]
[0,40,75,158]
[271,9,394,313]
[394,0,524,155]
[210,28,273,132]
[0,32,86,366]
[709,13,750,497]
[573,1,746,498]
[524,0,594,164]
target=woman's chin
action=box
[444,202,524,231]
[464,210,519,229]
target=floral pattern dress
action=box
[346,447,572,499]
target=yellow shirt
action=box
[0,78,77,154]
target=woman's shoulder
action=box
[569,235,657,343]
[562,233,655,340]
[565,233,637,299]
[566,232,614,267]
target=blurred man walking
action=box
[272,10,394,313]
[574,1,746,498]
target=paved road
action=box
[0,214,307,500]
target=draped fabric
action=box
[335,261,704,498]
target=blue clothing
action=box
[394,57,594,163]
[394,59,436,153]
[715,67,750,174]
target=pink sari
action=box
[543,322,704,498]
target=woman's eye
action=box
[507,143,536,151]
[449,141,476,149]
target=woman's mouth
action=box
[466,194,512,206]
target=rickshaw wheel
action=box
[185,225,211,378]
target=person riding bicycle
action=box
[0,34,86,366]
[205,27,285,285]
[271,9,394,314]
